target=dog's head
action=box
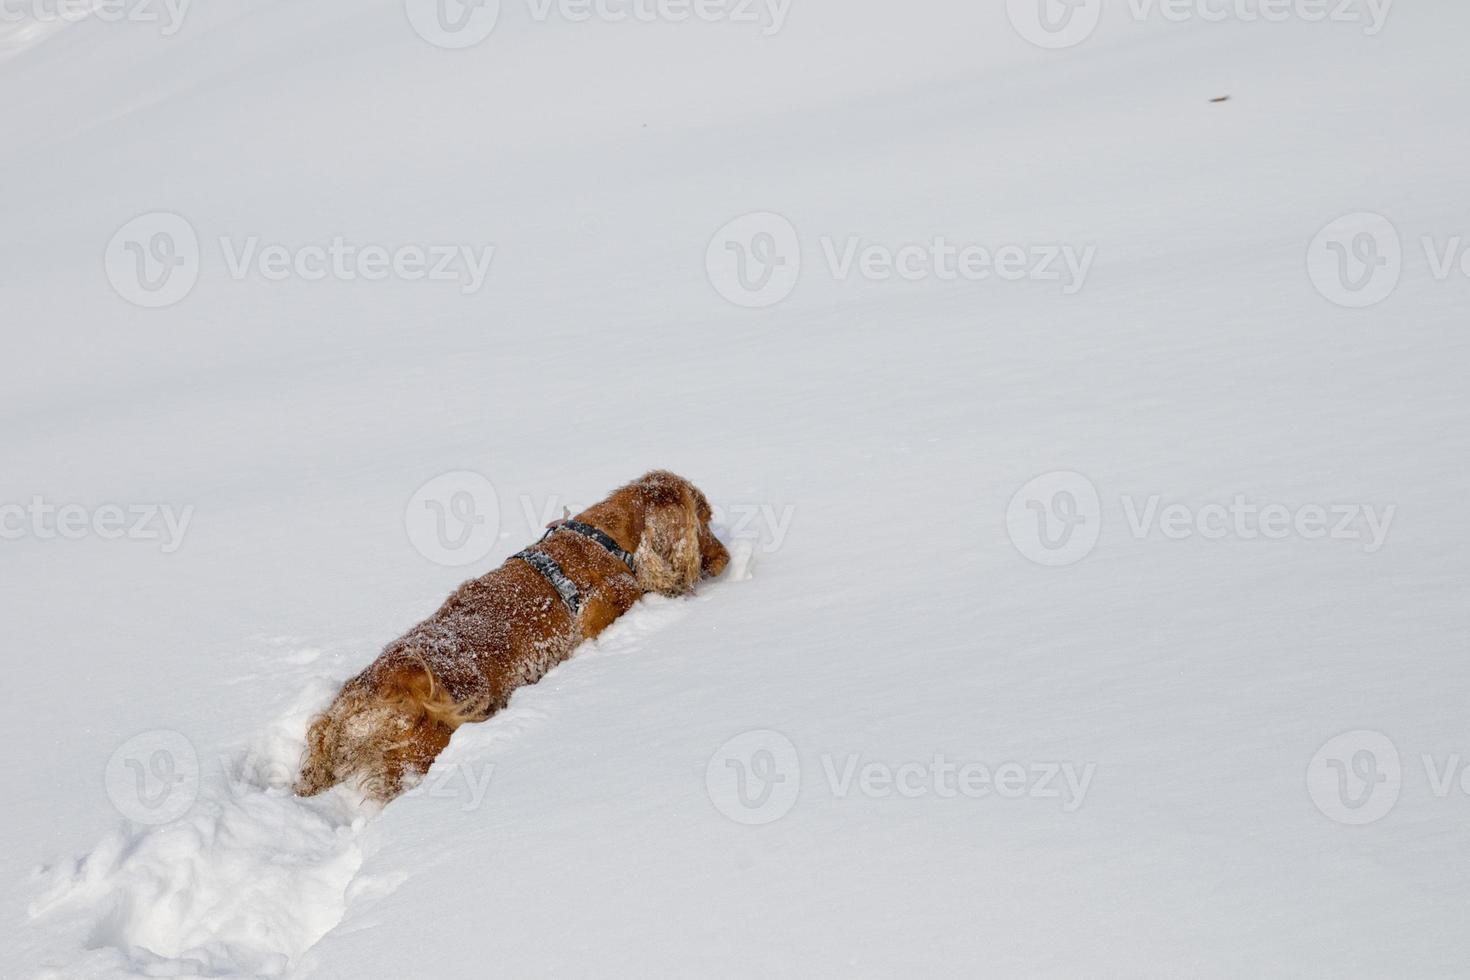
[295,659,459,803]
[619,470,728,594]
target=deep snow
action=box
[4,0,1470,977]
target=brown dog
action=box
[295,470,729,802]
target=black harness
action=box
[556,520,636,572]
[511,548,584,614]
[511,519,637,616]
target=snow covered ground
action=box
[4,0,1469,976]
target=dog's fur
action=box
[295,470,728,802]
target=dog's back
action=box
[296,470,728,802]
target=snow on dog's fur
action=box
[296,471,728,802]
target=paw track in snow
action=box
[32,791,366,977]
[29,591,724,977]
[29,649,377,978]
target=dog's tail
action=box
[294,656,488,799]
[391,653,489,729]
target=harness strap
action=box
[519,518,637,615]
[511,549,582,615]
[558,520,637,572]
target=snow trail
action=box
[28,589,724,977]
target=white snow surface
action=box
[4,1,1470,977]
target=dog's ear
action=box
[630,472,729,590]
[634,500,701,594]
[630,475,701,595]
